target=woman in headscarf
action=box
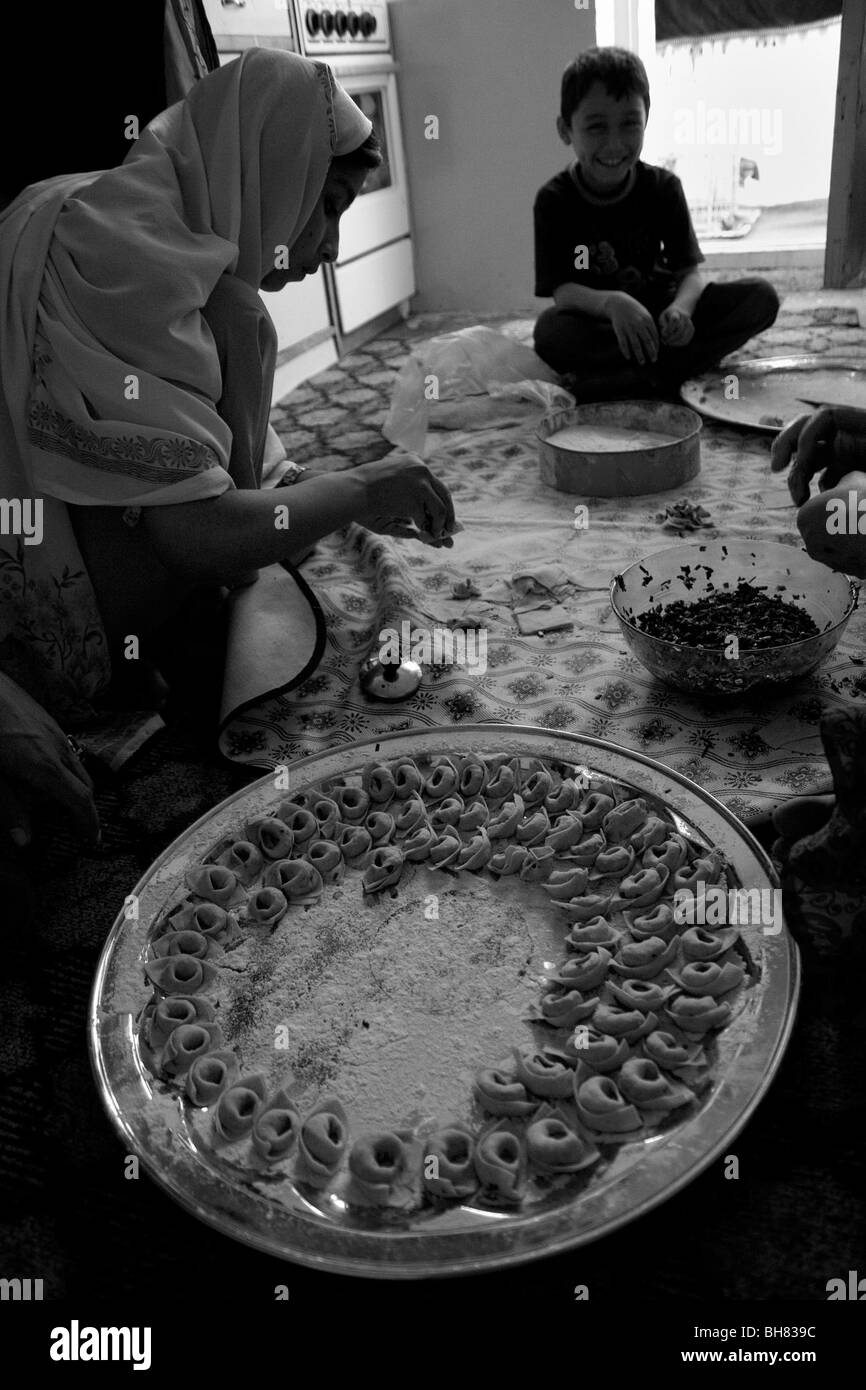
[0,48,455,846]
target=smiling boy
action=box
[533,48,780,399]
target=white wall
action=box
[389,0,596,313]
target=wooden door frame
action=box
[825,0,866,286]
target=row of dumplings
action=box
[138,756,623,1023]
[476,1043,698,1141]
[169,756,727,936]
[141,994,604,1201]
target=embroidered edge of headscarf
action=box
[27,400,222,484]
[313,62,339,155]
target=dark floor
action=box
[2,293,864,1311]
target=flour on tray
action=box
[214,864,559,1133]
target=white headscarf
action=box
[27,48,372,506]
[0,48,371,719]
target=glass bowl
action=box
[609,538,859,694]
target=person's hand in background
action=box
[794,472,866,578]
[658,303,695,348]
[771,406,866,578]
[0,671,99,849]
[770,405,866,505]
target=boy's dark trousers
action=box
[534,278,780,388]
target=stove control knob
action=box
[347,11,360,36]
[320,9,335,36]
[305,8,320,35]
[360,10,377,37]
[335,10,348,35]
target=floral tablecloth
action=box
[217,409,866,819]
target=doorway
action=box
[595,0,864,288]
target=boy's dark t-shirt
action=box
[534,161,704,310]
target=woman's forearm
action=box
[141,472,368,584]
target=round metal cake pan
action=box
[537,401,702,496]
[89,725,799,1280]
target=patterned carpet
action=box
[215,301,866,824]
[2,295,865,1302]
[270,299,866,472]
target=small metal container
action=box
[537,400,702,497]
[359,653,424,701]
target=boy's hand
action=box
[658,304,694,348]
[604,292,659,365]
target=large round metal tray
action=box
[680,356,866,432]
[89,726,799,1278]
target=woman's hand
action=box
[354,456,457,547]
[604,291,659,365]
[143,461,457,584]
[0,672,99,849]
[770,405,866,505]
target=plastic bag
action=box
[382,326,572,456]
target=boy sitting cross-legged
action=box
[533,47,780,401]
